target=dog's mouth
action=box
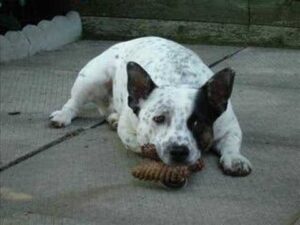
[167,158,197,166]
[163,152,199,166]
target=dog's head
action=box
[127,62,235,165]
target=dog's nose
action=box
[169,145,189,163]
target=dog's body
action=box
[50,37,252,176]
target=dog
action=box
[50,36,252,176]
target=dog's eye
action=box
[153,115,165,124]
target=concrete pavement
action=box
[0,40,299,225]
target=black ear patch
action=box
[127,62,157,115]
[188,68,235,150]
[192,67,235,125]
[202,67,235,116]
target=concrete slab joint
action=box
[0,11,82,63]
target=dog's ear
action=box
[127,62,157,115]
[194,68,235,123]
[203,67,235,115]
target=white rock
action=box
[52,15,72,46]
[22,25,46,55]
[5,31,30,59]
[0,35,14,62]
[37,19,61,50]
[66,11,82,39]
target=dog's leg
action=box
[50,78,103,128]
[50,51,116,128]
[117,109,140,152]
[213,106,252,176]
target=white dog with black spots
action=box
[50,37,252,176]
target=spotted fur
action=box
[50,37,252,176]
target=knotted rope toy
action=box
[132,144,204,188]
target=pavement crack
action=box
[0,119,106,173]
[89,120,107,129]
[209,47,247,68]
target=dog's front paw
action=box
[49,110,72,128]
[106,113,119,130]
[220,153,252,176]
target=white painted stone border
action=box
[0,11,82,63]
